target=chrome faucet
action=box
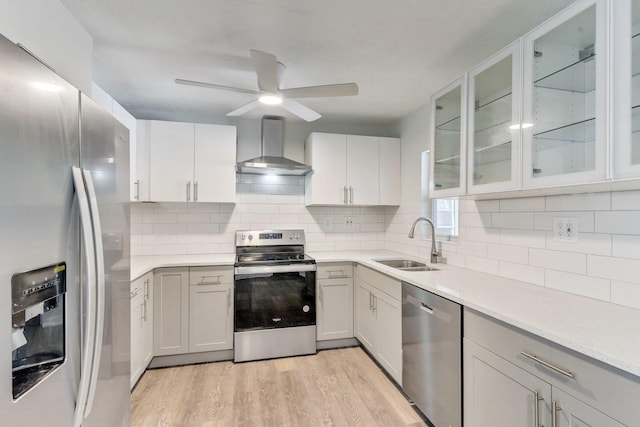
[408,217,445,264]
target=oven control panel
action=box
[236,229,305,246]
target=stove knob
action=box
[240,234,246,240]
[295,234,300,240]
[248,235,253,241]
[289,234,294,240]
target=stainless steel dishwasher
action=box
[402,281,461,427]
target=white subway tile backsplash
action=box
[612,235,640,260]
[465,255,499,275]
[545,270,610,302]
[611,281,640,310]
[498,261,545,286]
[500,229,546,248]
[177,213,209,224]
[487,244,529,264]
[463,227,501,243]
[587,255,640,284]
[611,190,640,210]
[530,249,586,274]
[492,212,534,229]
[546,192,610,211]
[459,212,492,228]
[153,244,188,255]
[595,211,640,235]
[500,197,545,212]
[144,213,177,224]
[153,224,188,235]
[458,241,488,258]
[545,232,611,256]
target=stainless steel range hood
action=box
[236,117,311,176]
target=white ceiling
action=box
[59,0,575,126]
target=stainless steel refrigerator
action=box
[1,32,130,426]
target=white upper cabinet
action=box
[611,0,640,179]
[346,135,380,205]
[522,0,608,188]
[194,124,237,203]
[467,41,522,194]
[430,76,467,197]
[146,120,237,203]
[305,132,400,206]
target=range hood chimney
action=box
[235,116,311,176]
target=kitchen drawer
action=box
[317,262,353,279]
[189,266,233,286]
[356,264,400,300]
[464,308,640,425]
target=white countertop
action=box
[131,249,640,378]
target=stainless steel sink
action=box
[373,259,438,272]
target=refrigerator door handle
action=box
[82,169,106,418]
[71,167,97,427]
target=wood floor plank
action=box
[131,347,427,427]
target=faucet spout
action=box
[408,217,444,264]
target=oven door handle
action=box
[234,264,317,275]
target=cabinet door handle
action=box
[520,351,574,378]
[194,181,199,202]
[349,186,353,204]
[143,279,149,299]
[343,186,348,204]
[372,294,377,313]
[134,179,140,200]
[533,390,541,427]
[551,400,559,427]
[227,290,231,314]
[186,181,191,201]
[369,292,373,310]
[141,300,146,321]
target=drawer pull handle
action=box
[199,275,222,285]
[327,270,346,278]
[521,351,574,379]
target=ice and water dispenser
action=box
[11,263,66,399]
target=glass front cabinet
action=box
[430,76,467,197]
[612,0,640,179]
[522,0,607,189]
[467,40,522,194]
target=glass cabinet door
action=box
[522,0,607,188]
[612,0,640,179]
[467,41,521,194]
[430,76,467,197]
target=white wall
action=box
[0,0,92,94]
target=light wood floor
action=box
[131,346,427,427]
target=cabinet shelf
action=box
[436,116,461,132]
[475,92,512,132]
[434,155,461,166]
[533,117,595,144]
[534,53,596,93]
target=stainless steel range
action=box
[234,229,316,362]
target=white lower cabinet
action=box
[355,265,402,385]
[188,267,233,353]
[316,263,354,341]
[464,308,636,427]
[154,266,233,357]
[130,271,153,388]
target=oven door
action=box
[234,264,316,332]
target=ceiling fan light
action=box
[259,93,283,105]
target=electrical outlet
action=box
[345,217,354,227]
[553,217,579,242]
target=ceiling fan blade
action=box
[226,99,260,117]
[175,78,258,95]
[250,49,279,93]
[280,83,359,98]
[281,99,321,122]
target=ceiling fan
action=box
[175,49,358,122]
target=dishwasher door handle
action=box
[407,294,434,315]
